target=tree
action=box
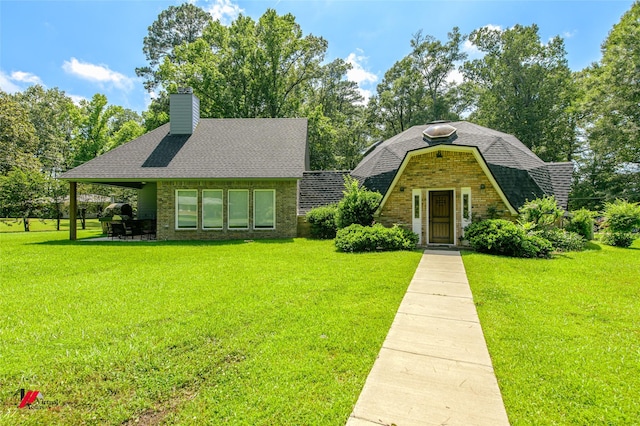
[462,24,577,162]
[157,9,327,118]
[0,167,46,231]
[0,91,38,175]
[576,2,640,207]
[410,27,467,122]
[136,3,212,91]
[368,56,427,139]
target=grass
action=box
[462,240,640,425]
[0,231,423,425]
[0,218,103,233]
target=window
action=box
[176,189,198,229]
[461,187,472,226]
[414,194,420,219]
[228,189,249,229]
[202,190,223,229]
[254,189,275,229]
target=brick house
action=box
[349,122,573,245]
[60,91,572,245]
[60,90,308,241]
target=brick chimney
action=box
[170,87,200,135]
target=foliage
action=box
[600,199,640,247]
[410,27,467,122]
[463,240,640,424]
[305,204,338,239]
[335,223,418,252]
[532,228,586,252]
[0,233,421,424]
[565,208,595,240]
[463,24,577,162]
[335,176,382,229]
[135,3,213,91]
[0,91,38,175]
[0,168,46,231]
[464,219,553,258]
[518,195,564,231]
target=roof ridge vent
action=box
[423,123,457,141]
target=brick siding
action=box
[156,180,298,241]
[377,150,514,244]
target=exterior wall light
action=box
[436,151,443,158]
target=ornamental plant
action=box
[601,199,640,247]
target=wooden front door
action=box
[429,191,453,244]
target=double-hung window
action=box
[254,189,275,229]
[202,189,223,229]
[228,189,249,229]
[175,189,198,229]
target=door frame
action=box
[426,188,456,245]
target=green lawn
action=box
[463,240,640,425]
[0,218,103,233]
[0,231,423,425]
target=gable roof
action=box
[351,121,573,210]
[60,118,309,183]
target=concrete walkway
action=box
[346,250,510,426]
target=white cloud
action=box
[446,69,464,85]
[346,51,378,104]
[62,57,134,91]
[68,94,88,106]
[11,71,43,84]
[0,69,44,93]
[203,0,243,25]
[0,70,23,93]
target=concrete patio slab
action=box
[346,250,509,426]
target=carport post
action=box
[69,182,77,240]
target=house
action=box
[60,89,308,241]
[349,121,573,245]
[61,90,573,245]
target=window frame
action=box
[228,189,249,230]
[253,189,276,230]
[175,189,198,230]
[202,189,224,230]
[461,187,472,227]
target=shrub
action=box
[601,232,635,248]
[335,224,418,252]
[535,228,586,252]
[305,204,338,239]
[518,196,564,231]
[335,176,382,229]
[464,219,552,258]
[601,200,640,248]
[566,208,595,240]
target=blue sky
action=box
[0,0,635,114]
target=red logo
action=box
[18,389,43,408]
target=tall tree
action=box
[410,27,467,122]
[462,24,577,162]
[0,91,39,175]
[136,3,212,91]
[157,9,327,118]
[575,2,640,207]
[367,56,427,139]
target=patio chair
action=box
[121,222,134,239]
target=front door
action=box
[429,190,453,244]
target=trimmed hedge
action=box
[305,204,338,239]
[335,224,418,252]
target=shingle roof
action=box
[60,118,308,181]
[298,171,350,214]
[351,121,573,210]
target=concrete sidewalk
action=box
[346,250,510,426]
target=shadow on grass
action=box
[584,241,603,251]
[34,237,296,247]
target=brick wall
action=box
[156,180,298,241]
[377,150,514,244]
